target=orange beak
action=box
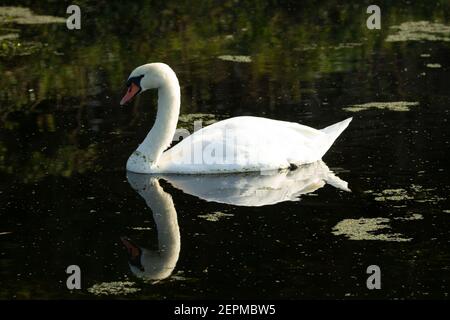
[120,83,140,106]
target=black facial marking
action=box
[126,74,144,88]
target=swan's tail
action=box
[318,117,352,157]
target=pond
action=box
[0,0,449,299]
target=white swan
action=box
[121,63,352,174]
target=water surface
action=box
[0,0,449,299]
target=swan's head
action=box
[121,237,176,281]
[120,63,175,106]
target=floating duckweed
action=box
[178,113,217,124]
[177,113,219,131]
[386,21,450,42]
[370,185,445,204]
[343,101,419,113]
[394,213,424,221]
[426,63,442,68]
[198,211,234,222]
[374,188,413,202]
[87,281,141,296]
[217,55,252,63]
[0,6,66,24]
[332,218,412,242]
[129,226,152,231]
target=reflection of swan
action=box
[123,161,349,281]
[158,160,349,206]
[120,63,352,174]
[122,174,180,281]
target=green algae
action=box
[386,21,450,42]
[332,217,411,242]
[343,101,419,113]
[198,211,234,222]
[374,188,414,202]
[87,281,141,296]
[394,213,424,221]
[367,185,445,204]
[129,226,153,231]
[426,63,442,68]
[178,113,217,124]
[217,55,252,63]
[0,6,66,25]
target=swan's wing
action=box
[159,116,331,173]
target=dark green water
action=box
[0,1,449,299]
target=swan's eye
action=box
[126,74,144,88]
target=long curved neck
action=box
[142,178,180,260]
[133,176,181,280]
[136,75,180,166]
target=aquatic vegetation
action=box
[217,55,252,63]
[386,21,450,42]
[426,63,442,68]
[366,185,445,204]
[332,217,411,242]
[373,189,414,202]
[178,113,218,126]
[198,211,234,222]
[394,213,423,221]
[0,6,65,25]
[87,281,141,296]
[129,227,152,231]
[343,101,419,113]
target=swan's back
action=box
[158,116,352,174]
